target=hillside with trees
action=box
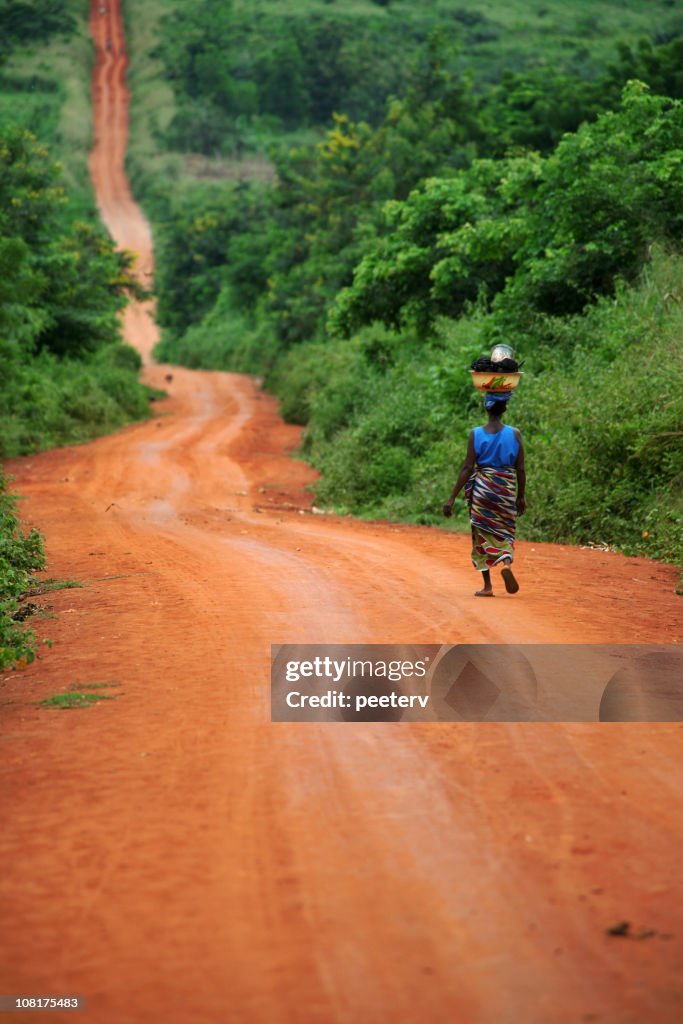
[133,0,682,566]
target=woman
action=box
[443,393,526,596]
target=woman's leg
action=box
[471,527,494,594]
[475,569,493,597]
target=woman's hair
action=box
[487,399,509,417]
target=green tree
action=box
[0,0,75,64]
[497,82,683,324]
[0,127,138,358]
[332,85,683,338]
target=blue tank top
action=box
[473,424,519,467]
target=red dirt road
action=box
[1,3,682,1022]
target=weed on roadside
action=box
[25,578,83,597]
[38,692,115,709]
[38,682,120,709]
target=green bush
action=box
[0,346,150,458]
[301,250,683,563]
[0,473,46,669]
[268,333,381,431]
[513,252,683,558]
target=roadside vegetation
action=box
[0,0,151,459]
[0,472,46,670]
[0,0,152,666]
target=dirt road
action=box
[1,2,682,1021]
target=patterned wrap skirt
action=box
[465,465,518,571]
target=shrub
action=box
[0,473,46,669]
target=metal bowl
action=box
[490,344,515,363]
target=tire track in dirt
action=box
[0,2,682,1022]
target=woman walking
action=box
[443,393,526,596]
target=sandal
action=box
[501,567,519,594]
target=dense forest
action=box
[129,0,683,566]
[0,0,151,667]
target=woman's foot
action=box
[501,565,519,594]
[475,569,493,595]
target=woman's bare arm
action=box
[443,431,476,517]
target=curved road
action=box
[1,2,682,1021]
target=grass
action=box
[23,578,84,597]
[38,689,118,709]
[38,680,121,709]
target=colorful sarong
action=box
[465,465,517,571]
